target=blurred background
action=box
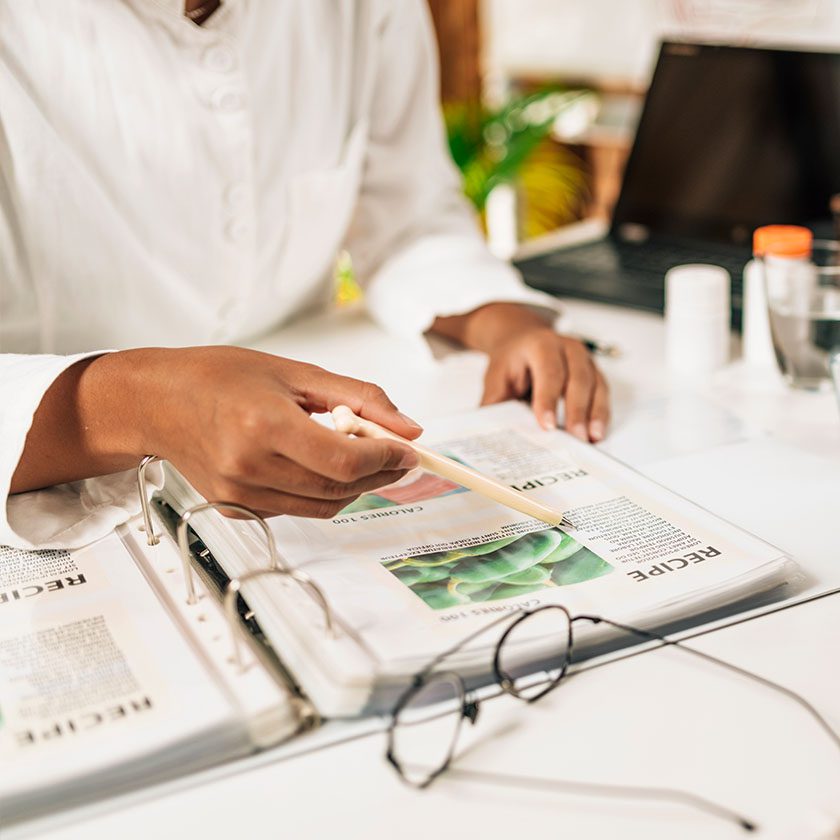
[425,0,840,257]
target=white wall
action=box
[482,0,840,89]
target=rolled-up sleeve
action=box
[349,0,559,339]
[0,353,163,549]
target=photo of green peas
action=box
[383,529,613,610]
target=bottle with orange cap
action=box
[742,225,814,369]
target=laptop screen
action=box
[612,42,840,246]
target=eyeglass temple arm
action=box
[577,614,840,752]
[441,766,756,832]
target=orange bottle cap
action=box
[753,225,813,258]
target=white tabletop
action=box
[28,591,840,840]
[22,297,840,840]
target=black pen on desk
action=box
[576,336,622,358]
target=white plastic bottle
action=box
[742,226,814,368]
[665,264,731,376]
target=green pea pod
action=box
[392,565,454,586]
[451,580,500,602]
[415,564,455,585]
[400,534,522,568]
[550,548,613,586]
[538,533,585,565]
[391,566,425,587]
[399,551,463,568]
[445,535,522,557]
[498,565,551,586]
[450,530,564,583]
[412,581,467,609]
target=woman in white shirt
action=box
[0,0,609,549]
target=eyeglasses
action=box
[385,604,840,832]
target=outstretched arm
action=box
[10,347,421,516]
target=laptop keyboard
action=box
[545,241,748,288]
[517,237,749,327]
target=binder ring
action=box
[176,501,284,605]
[136,455,161,546]
[224,567,335,673]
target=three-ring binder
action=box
[136,455,160,546]
[223,568,335,672]
[173,499,337,670]
[176,500,285,604]
[119,511,311,747]
[133,455,352,736]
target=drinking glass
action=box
[763,240,840,390]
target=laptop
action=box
[515,41,840,328]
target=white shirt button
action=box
[225,219,248,243]
[224,183,248,209]
[204,44,235,73]
[211,87,244,112]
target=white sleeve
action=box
[349,0,560,340]
[0,353,163,550]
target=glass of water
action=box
[764,240,840,390]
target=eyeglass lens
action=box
[494,605,573,701]
[389,672,467,788]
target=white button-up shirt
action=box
[0,0,554,549]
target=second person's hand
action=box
[432,302,610,441]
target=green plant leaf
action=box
[444,86,589,213]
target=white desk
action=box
[23,299,840,840]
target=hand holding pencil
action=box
[331,405,574,530]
